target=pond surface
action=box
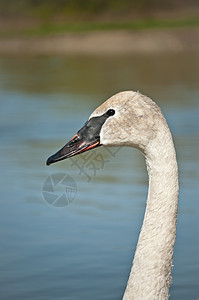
[0,53,199,300]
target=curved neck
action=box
[123,130,179,300]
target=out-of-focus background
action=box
[0,1,199,300]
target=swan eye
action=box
[106,109,115,116]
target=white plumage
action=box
[90,91,179,299]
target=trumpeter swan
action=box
[47,91,179,300]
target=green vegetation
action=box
[0,17,199,38]
[0,0,199,37]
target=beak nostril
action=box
[68,135,80,147]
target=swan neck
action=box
[123,133,179,300]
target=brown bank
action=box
[0,28,199,55]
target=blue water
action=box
[0,54,199,299]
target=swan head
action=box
[47,91,164,165]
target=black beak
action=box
[46,133,100,166]
[46,113,110,166]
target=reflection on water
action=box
[0,53,199,300]
[0,53,199,98]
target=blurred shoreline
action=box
[0,27,199,55]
